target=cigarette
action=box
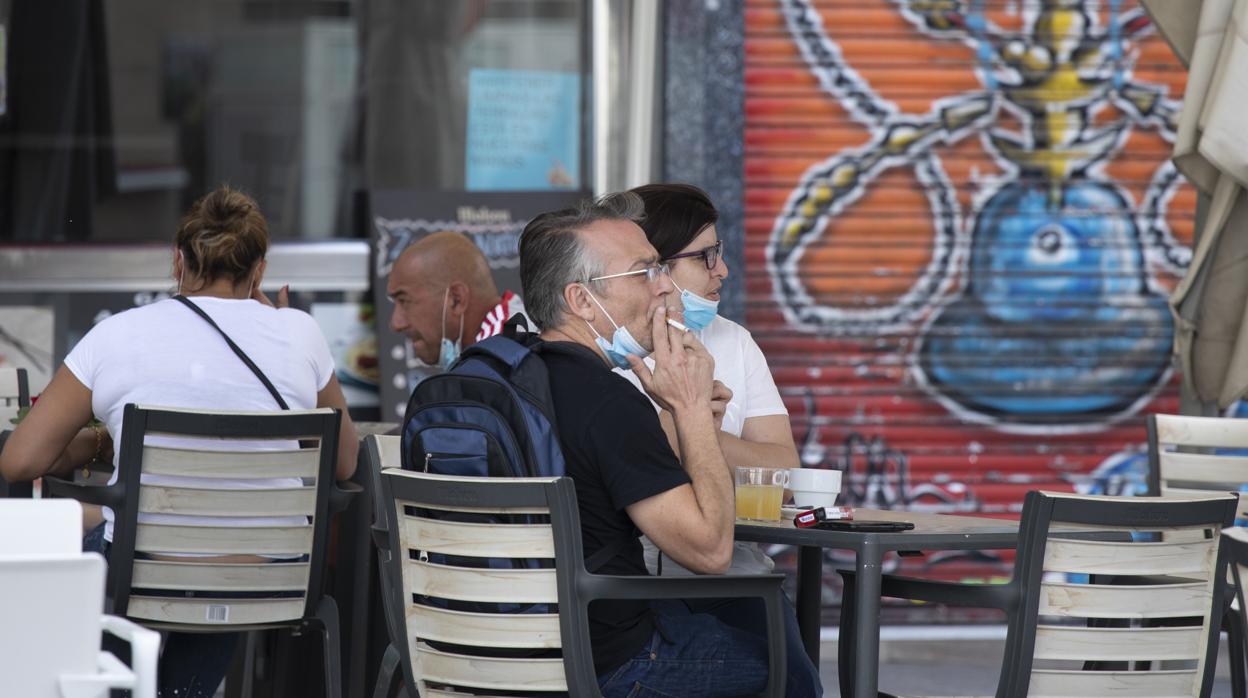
[666,318,689,332]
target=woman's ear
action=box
[253,259,267,290]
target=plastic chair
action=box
[1222,527,1248,696]
[0,498,83,555]
[840,491,1238,698]
[0,497,160,698]
[1149,412,1248,697]
[42,403,354,698]
[0,367,33,498]
[0,366,30,425]
[365,435,788,698]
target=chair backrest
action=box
[376,466,598,697]
[0,367,30,434]
[0,367,30,426]
[0,553,106,698]
[107,404,340,631]
[1148,413,1248,522]
[1223,526,1248,647]
[1001,491,1237,698]
[0,499,83,556]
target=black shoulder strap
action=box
[584,537,629,573]
[582,524,645,573]
[173,295,290,410]
[501,311,533,340]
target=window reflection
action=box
[0,0,584,243]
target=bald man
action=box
[386,231,531,369]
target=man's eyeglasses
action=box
[589,262,671,284]
[665,240,722,270]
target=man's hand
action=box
[710,380,732,431]
[252,284,290,309]
[627,306,715,415]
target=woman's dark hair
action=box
[629,183,719,260]
[175,185,269,290]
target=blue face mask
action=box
[672,279,719,332]
[437,286,465,371]
[583,286,649,370]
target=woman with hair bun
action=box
[1,185,357,697]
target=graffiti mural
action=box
[745,0,1194,598]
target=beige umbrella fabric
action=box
[1145,0,1248,410]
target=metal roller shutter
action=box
[744,0,1194,601]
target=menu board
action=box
[367,190,585,421]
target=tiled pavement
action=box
[817,627,1236,697]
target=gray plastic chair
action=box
[0,366,29,425]
[0,367,32,498]
[840,491,1238,698]
[43,403,354,698]
[367,435,788,698]
[1222,527,1248,698]
[1149,412,1248,697]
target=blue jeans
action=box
[680,596,823,697]
[596,610,770,697]
[646,597,822,697]
[84,523,240,698]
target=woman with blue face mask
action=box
[618,184,822,697]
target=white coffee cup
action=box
[788,468,841,508]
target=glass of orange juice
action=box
[735,467,789,522]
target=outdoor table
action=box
[735,508,1106,698]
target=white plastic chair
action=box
[0,500,160,698]
[0,499,83,555]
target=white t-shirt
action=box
[64,297,335,543]
[615,315,788,575]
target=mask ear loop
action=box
[438,286,451,363]
[580,284,620,332]
[454,296,465,344]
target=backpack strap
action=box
[501,312,532,340]
[584,536,630,574]
[461,335,531,370]
[173,295,290,410]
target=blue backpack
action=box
[401,316,564,479]
[400,317,624,621]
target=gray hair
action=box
[519,191,645,329]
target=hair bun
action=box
[174,186,270,291]
[201,188,254,231]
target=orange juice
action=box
[736,483,784,522]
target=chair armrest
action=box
[42,474,123,508]
[59,616,160,698]
[841,570,1015,609]
[101,615,160,698]
[371,523,391,555]
[329,479,363,514]
[581,572,785,601]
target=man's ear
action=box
[447,280,470,315]
[563,283,596,323]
